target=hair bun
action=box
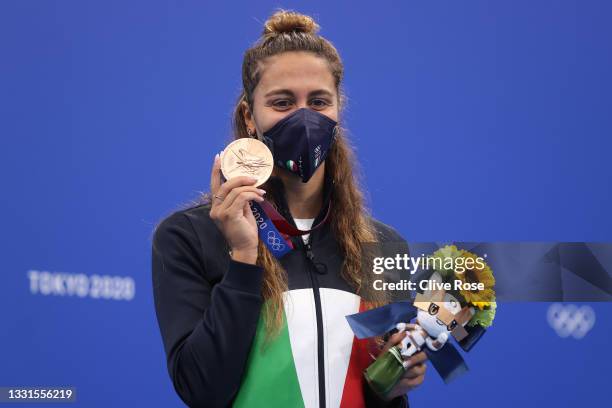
[263,10,320,36]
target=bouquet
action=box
[347,245,497,399]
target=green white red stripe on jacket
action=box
[233,288,375,408]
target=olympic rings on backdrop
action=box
[547,303,596,339]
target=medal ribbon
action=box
[259,199,332,237]
[248,199,332,259]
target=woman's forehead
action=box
[256,52,335,94]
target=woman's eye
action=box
[272,100,292,109]
[310,99,329,108]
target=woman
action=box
[152,9,426,408]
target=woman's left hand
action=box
[379,329,428,401]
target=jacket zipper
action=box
[302,239,326,408]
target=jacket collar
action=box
[266,170,334,235]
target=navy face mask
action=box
[260,107,338,183]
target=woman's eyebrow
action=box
[264,88,334,98]
[309,89,334,98]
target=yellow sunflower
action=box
[468,301,497,328]
[454,249,496,306]
[471,301,494,311]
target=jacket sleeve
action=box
[151,211,265,408]
[364,218,411,407]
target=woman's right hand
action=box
[209,152,266,265]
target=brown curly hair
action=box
[200,9,389,342]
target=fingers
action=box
[381,331,407,354]
[386,348,428,395]
[387,362,426,397]
[243,201,254,219]
[406,351,428,366]
[403,361,426,379]
[220,185,266,211]
[212,187,265,222]
[210,153,223,197]
[398,372,425,388]
[215,176,260,202]
[226,190,265,218]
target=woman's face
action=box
[243,51,339,136]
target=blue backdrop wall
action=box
[1,1,610,407]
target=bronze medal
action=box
[220,138,273,187]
